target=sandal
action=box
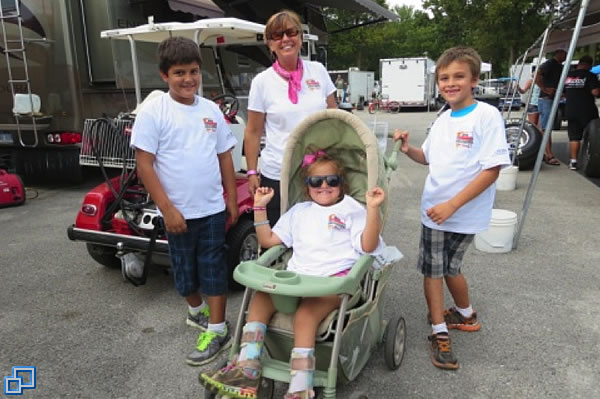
[543,156,560,166]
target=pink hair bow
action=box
[301,150,326,168]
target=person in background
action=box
[243,9,337,226]
[335,74,345,103]
[564,55,600,170]
[535,49,567,166]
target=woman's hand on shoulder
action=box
[366,187,385,209]
[254,186,274,206]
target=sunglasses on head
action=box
[270,28,300,41]
[305,175,343,188]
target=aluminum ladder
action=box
[0,0,42,147]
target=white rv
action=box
[328,68,375,105]
[379,57,437,110]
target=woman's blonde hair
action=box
[264,10,303,50]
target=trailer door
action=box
[381,59,426,103]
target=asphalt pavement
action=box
[1,108,599,398]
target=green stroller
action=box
[204,109,405,399]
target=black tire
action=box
[384,316,406,370]
[505,121,542,170]
[202,359,274,399]
[225,218,258,290]
[86,243,120,268]
[578,118,600,177]
[388,101,400,113]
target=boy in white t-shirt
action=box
[393,47,510,370]
[201,152,385,399]
[131,37,238,367]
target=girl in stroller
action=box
[201,151,385,399]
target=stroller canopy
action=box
[280,109,388,219]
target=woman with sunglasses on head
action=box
[244,10,338,226]
[201,151,385,399]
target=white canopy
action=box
[100,17,266,46]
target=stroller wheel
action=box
[384,316,406,370]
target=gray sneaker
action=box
[187,307,210,330]
[186,325,231,367]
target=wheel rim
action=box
[505,126,530,157]
[394,319,406,365]
[239,232,259,262]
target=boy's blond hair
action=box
[435,46,481,81]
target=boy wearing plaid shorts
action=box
[394,47,510,369]
[131,37,238,366]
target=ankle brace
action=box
[238,321,266,361]
[288,348,315,394]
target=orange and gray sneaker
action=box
[444,307,481,332]
[427,307,481,332]
[428,333,459,370]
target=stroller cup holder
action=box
[271,270,301,314]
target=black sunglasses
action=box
[305,175,343,188]
[270,28,300,41]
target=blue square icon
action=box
[3,366,36,395]
[4,376,22,395]
[13,367,36,389]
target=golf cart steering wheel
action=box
[211,93,239,123]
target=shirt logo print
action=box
[306,79,321,90]
[328,214,346,230]
[203,118,217,133]
[455,131,473,149]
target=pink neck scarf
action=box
[273,58,303,104]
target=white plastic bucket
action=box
[474,209,518,253]
[496,166,518,191]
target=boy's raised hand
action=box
[254,187,274,207]
[366,187,385,209]
[392,129,410,153]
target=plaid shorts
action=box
[417,224,474,278]
[166,211,227,297]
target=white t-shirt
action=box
[272,195,384,276]
[131,92,237,219]
[421,101,511,234]
[248,60,336,180]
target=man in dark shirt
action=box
[535,49,567,166]
[564,55,600,170]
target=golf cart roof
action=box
[100,17,266,46]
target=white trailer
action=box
[380,57,436,109]
[328,68,375,105]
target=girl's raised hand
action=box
[366,187,385,209]
[254,186,274,206]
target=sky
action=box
[386,0,424,11]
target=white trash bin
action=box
[474,209,518,253]
[496,165,518,191]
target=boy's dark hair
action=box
[435,46,482,81]
[578,55,593,66]
[157,37,202,75]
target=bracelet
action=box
[246,169,258,176]
[253,206,266,211]
[253,220,270,227]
